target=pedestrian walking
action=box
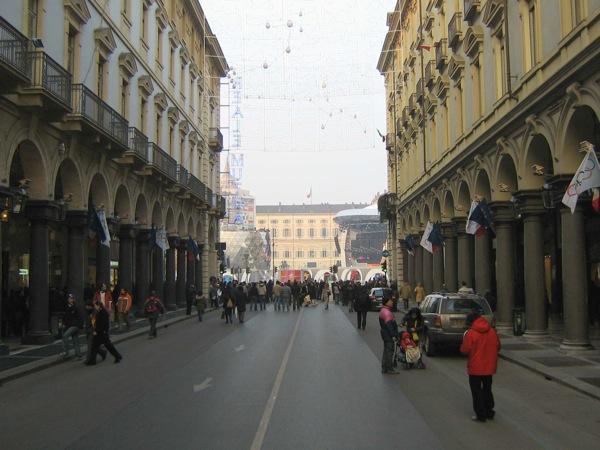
[186,284,195,315]
[273,281,282,311]
[460,311,501,422]
[195,290,206,322]
[378,297,400,374]
[399,281,412,311]
[209,281,219,308]
[280,282,292,312]
[61,294,82,359]
[115,288,133,330]
[92,283,113,315]
[257,281,267,311]
[223,285,235,324]
[414,282,425,308]
[355,286,371,330]
[143,291,165,338]
[322,283,330,310]
[85,301,122,365]
[236,285,247,323]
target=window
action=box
[296,250,303,258]
[309,249,316,258]
[493,34,507,99]
[180,62,186,98]
[283,250,291,258]
[471,60,483,119]
[141,3,149,43]
[321,228,327,238]
[456,81,464,136]
[26,0,39,38]
[525,1,538,70]
[66,26,78,80]
[169,125,175,155]
[284,219,290,224]
[296,229,303,238]
[97,57,107,100]
[283,228,290,237]
[309,228,315,238]
[571,0,584,25]
[156,29,164,65]
[272,229,277,237]
[170,47,176,81]
[258,220,265,225]
[321,249,328,258]
[121,79,129,117]
[309,219,315,224]
[273,251,278,259]
[320,219,327,224]
[140,97,148,133]
[270,220,278,224]
[296,219,303,224]
[155,112,162,143]
[121,0,130,16]
[427,298,441,314]
[180,137,185,164]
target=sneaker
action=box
[385,369,401,375]
[487,411,495,420]
[114,356,122,364]
[100,352,107,361]
[471,416,487,423]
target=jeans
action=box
[116,311,131,329]
[356,311,367,330]
[469,375,495,419]
[224,308,233,323]
[274,296,281,311]
[148,314,158,337]
[238,310,245,323]
[197,310,203,321]
[62,326,81,357]
[258,295,266,310]
[382,340,395,372]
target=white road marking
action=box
[235,345,245,352]
[193,377,213,393]
[250,309,303,450]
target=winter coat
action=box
[195,295,206,312]
[93,291,113,312]
[63,304,83,329]
[399,284,412,299]
[378,305,399,342]
[355,290,371,312]
[460,317,501,376]
[235,290,248,312]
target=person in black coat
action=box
[85,302,122,365]
[354,286,371,330]
[236,285,247,324]
[61,294,83,359]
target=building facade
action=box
[256,204,366,271]
[0,0,227,347]
[378,0,600,348]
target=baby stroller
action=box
[395,331,425,370]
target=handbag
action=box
[226,299,233,308]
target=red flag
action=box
[592,188,600,213]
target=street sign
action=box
[382,250,390,257]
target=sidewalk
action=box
[0,307,210,385]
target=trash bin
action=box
[512,307,525,336]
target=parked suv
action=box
[368,287,394,311]
[419,293,494,356]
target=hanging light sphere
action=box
[299,10,303,17]
[287,20,294,28]
[299,26,303,33]
[321,124,325,130]
[321,81,327,89]
[285,46,291,54]
[339,108,343,113]
[329,112,333,117]
[265,22,271,29]
[263,61,269,69]
[354,114,357,119]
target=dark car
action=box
[368,287,394,311]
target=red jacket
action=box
[460,317,501,376]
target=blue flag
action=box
[87,204,105,243]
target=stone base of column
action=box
[548,315,564,334]
[22,332,54,345]
[494,324,513,336]
[523,330,549,340]
[166,304,177,311]
[0,343,9,355]
[560,340,593,351]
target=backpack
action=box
[145,299,158,315]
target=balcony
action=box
[464,0,481,24]
[425,60,435,89]
[416,78,424,101]
[402,106,410,126]
[117,127,148,167]
[67,84,129,154]
[217,195,227,219]
[409,93,418,114]
[435,39,448,71]
[208,127,223,152]
[448,12,463,49]
[0,16,30,85]
[146,142,177,183]
[176,165,190,191]
[188,174,207,203]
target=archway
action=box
[474,169,492,201]
[442,191,455,219]
[522,135,554,189]
[560,105,600,174]
[165,207,175,234]
[114,185,131,223]
[9,140,47,199]
[151,201,162,228]
[177,212,186,236]
[134,194,149,226]
[457,181,471,216]
[88,173,109,209]
[53,158,83,209]
[496,154,518,201]
[432,199,442,222]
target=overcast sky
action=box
[202,0,395,205]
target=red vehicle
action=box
[280,270,302,283]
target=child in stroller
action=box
[396,331,425,369]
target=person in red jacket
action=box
[460,311,501,422]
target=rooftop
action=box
[256,203,367,215]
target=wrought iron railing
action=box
[464,0,480,23]
[29,51,71,107]
[71,84,128,147]
[188,174,206,200]
[425,60,435,88]
[0,16,29,80]
[147,142,177,181]
[208,127,223,150]
[176,165,190,187]
[128,127,148,160]
[448,12,463,49]
[435,39,448,71]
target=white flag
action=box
[466,201,481,235]
[562,145,600,213]
[97,210,111,247]
[420,221,433,254]
[157,228,169,251]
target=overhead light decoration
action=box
[285,46,291,54]
[287,20,294,28]
[263,61,269,69]
[265,22,271,29]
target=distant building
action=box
[220,156,256,230]
[256,203,367,272]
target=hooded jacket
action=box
[460,317,501,376]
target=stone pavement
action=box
[0,307,215,384]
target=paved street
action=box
[1,305,599,450]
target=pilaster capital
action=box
[452,216,467,235]
[118,224,138,240]
[513,190,545,217]
[440,221,456,238]
[136,228,152,243]
[26,200,60,222]
[66,210,88,228]
[168,234,180,249]
[488,201,515,223]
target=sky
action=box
[201,0,396,205]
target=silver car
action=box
[419,293,494,356]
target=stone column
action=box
[454,217,474,289]
[66,211,87,309]
[441,222,457,292]
[187,248,196,290]
[516,191,547,337]
[135,229,151,314]
[176,241,187,307]
[164,235,179,310]
[118,225,136,295]
[560,205,591,349]
[490,202,516,333]
[195,243,204,294]
[414,237,423,287]
[399,239,409,283]
[153,246,165,300]
[474,232,492,295]
[407,236,416,286]
[95,240,110,288]
[432,249,444,292]
[422,247,433,294]
[23,201,59,344]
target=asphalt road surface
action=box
[0,305,598,450]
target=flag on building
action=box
[405,234,416,256]
[96,209,111,247]
[593,188,600,213]
[187,236,200,261]
[153,227,169,251]
[420,221,434,254]
[428,222,444,253]
[307,187,312,199]
[87,204,105,243]
[466,200,495,237]
[561,142,600,213]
